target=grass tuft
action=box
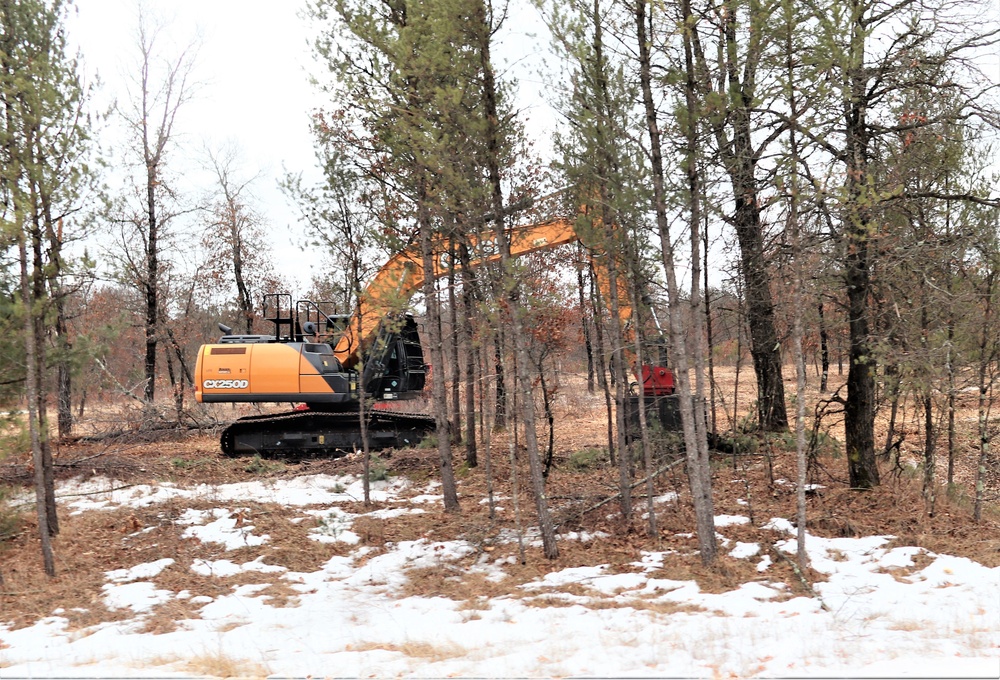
[0,485,21,548]
[181,651,269,678]
[350,639,467,661]
[242,455,284,475]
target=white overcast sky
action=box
[65,0,556,292]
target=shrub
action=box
[568,447,608,471]
[367,454,389,482]
[0,485,22,548]
[0,411,29,461]
[243,455,284,475]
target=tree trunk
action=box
[842,0,880,489]
[493,331,506,428]
[460,244,478,467]
[974,273,994,522]
[882,361,901,459]
[597,231,632,520]
[578,255,596,394]
[704,226,717,436]
[46,216,72,439]
[818,301,829,392]
[56,309,72,438]
[946,315,956,485]
[20,232,56,576]
[587,0,633,518]
[448,241,462,444]
[638,0,716,563]
[144,164,159,403]
[475,0,556,557]
[784,14,808,568]
[590,268,616,465]
[844,258,879,488]
[696,0,787,432]
[28,211,57,536]
[419,199,460,513]
[481,338,496,519]
[232,221,253,334]
[631,279,657,539]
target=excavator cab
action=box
[360,315,427,399]
[201,293,428,404]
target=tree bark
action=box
[143,150,159,403]
[577,257,596,394]
[19,229,56,576]
[460,243,478,467]
[448,241,462,445]
[818,301,829,392]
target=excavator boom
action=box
[333,218,587,369]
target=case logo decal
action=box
[203,379,249,390]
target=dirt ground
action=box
[1,366,999,632]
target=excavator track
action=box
[220,409,435,458]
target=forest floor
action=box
[2,366,998,633]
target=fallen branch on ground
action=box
[555,458,686,528]
[769,543,830,612]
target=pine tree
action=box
[805,0,1000,489]
[688,0,789,432]
[0,0,94,575]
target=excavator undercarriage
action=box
[219,409,435,458]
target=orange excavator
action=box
[194,217,675,456]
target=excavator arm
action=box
[333,217,595,369]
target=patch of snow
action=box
[521,565,608,590]
[558,530,609,542]
[101,582,172,613]
[407,494,445,504]
[370,507,427,520]
[307,507,361,544]
[190,557,287,577]
[105,558,174,583]
[762,517,796,534]
[729,542,760,559]
[181,508,268,550]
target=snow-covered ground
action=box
[1,473,998,678]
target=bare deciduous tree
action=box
[111,4,196,404]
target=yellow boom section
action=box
[333,217,619,369]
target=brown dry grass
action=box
[0,495,340,631]
[348,639,468,661]
[1,366,998,635]
[179,651,270,678]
